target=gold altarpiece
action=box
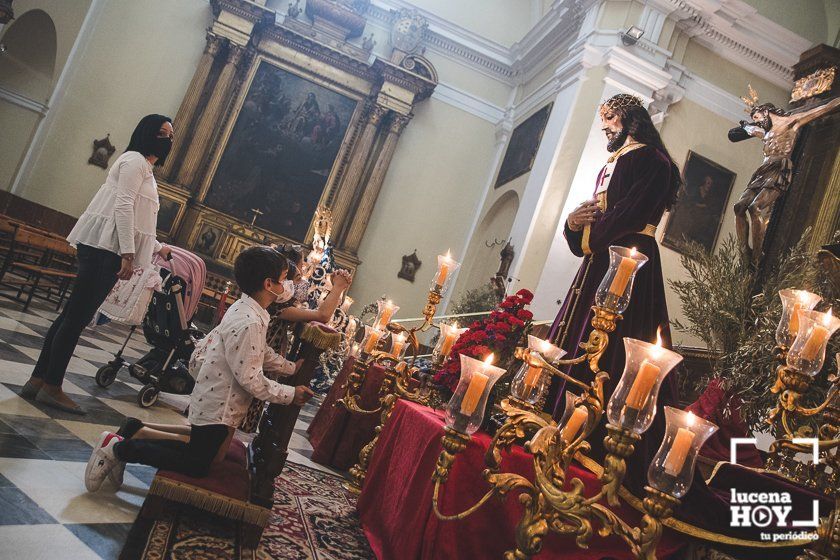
[154,0,437,290]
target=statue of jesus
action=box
[731,86,840,265]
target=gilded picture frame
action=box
[196,55,365,244]
[662,151,736,255]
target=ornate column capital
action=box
[388,113,411,135]
[226,43,246,66]
[366,104,389,126]
[205,32,225,57]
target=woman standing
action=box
[22,114,174,414]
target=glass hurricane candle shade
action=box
[430,253,461,295]
[775,289,822,348]
[594,246,648,313]
[433,323,467,363]
[361,325,386,356]
[445,355,506,435]
[606,337,682,434]
[373,300,399,331]
[647,407,718,498]
[389,332,409,359]
[510,336,566,404]
[557,392,589,445]
[786,309,839,376]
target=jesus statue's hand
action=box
[567,199,601,232]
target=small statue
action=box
[362,32,376,52]
[496,240,514,280]
[287,0,301,19]
[88,134,116,169]
[730,85,840,266]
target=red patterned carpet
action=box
[120,462,373,559]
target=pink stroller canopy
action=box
[154,246,207,321]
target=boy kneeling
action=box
[84,247,314,491]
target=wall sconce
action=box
[620,26,644,46]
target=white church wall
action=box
[16,0,212,214]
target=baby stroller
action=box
[94,247,207,408]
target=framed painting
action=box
[156,197,182,238]
[662,151,736,255]
[203,60,359,241]
[494,103,553,188]
[193,222,225,257]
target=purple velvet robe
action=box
[546,145,679,496]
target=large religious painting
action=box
[204,61,358,241]
[662,151,736,254]
[494,103,553,188]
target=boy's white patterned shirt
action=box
[188,294,296,427]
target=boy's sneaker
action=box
[104,460,126,492]
[84,432,123,492]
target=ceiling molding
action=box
[652,0,813,88]
[0,85,49,116]
[432,81,506,123]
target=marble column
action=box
[161,33,225,180]
[332,103,388,234]
[343,113,411,252]
[175,42,245,190]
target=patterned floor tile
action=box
[0,485,58,525]
[64,523,134,560]
[0,524,102,559]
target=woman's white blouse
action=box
[67,151,162,266]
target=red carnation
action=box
[517,309,533,321]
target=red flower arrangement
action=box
[433,289,534,392]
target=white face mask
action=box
[268,280,295,304]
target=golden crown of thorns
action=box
[599,93,644,116]
[740,84,761,113]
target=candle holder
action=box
[430,251,461,296]
[335,326,386,415]
[430,330,698,559]
[432,322,467,368]
[594,246,648,314]
[647,408,718,499]
[776,289,822,349]
[606,336,682,435]
[510,336,566,409]
[445,354,507,435]
[373,299,400,331]
[343,253,466,492]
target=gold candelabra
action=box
[430,246,718,560]
[763,286,840,560]
[337,252,463,493]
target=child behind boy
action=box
[84,246,314,491]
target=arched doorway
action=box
[0,9,57,190]
[456,190,520,298]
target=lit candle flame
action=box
[395,332,407,343]
[540,339,552,353]
[825,308,834,325]
[686,410,695,426]
[483,353,495,367]
[655,327,663,348]
[445,249,452,260]
[630,247,637,257]
[453,322,459,329]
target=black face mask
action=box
[151,136,173,162]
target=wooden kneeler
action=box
[138,322,341,549]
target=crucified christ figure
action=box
[731,86,840,266]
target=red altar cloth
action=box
[358,400,684,560]
[308,358,387,470]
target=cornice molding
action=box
[652,0,812,88]
[432,82,506,123]
[365,0,809,93]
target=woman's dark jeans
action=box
[32,244,121,386]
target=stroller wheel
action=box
[95,364,120,388]
[137,384,159,408]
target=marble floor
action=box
[0,292,337,559]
